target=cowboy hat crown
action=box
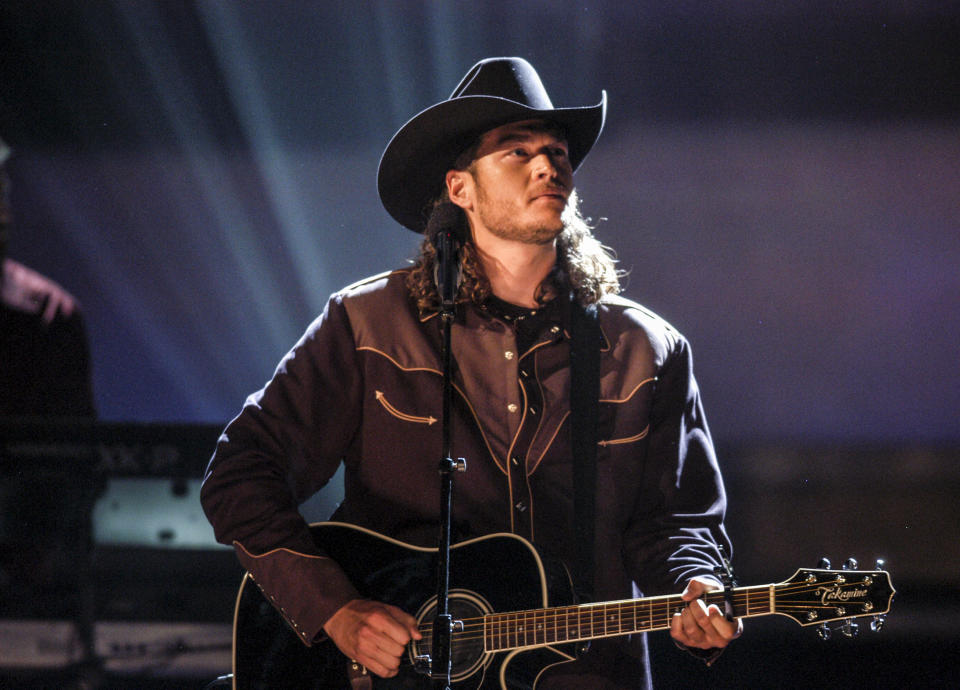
[378,57,606,232]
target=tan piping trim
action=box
[525,474,535,543]
[233,540,333,561]
[598,425,650,447]
[523,352,550,474]
[599,376,657,404]
[528,410,570,475]
[503,373,529,472]
[598,323,611,352]
[356,345,442,374]
[520,337,553,360]
[452,379,507,475]
[374,390,437,425]
[506,452,515,533]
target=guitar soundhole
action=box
[410,589,492,683]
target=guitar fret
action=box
[483,582,840,655]
[663,596,677,630]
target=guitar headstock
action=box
[773,558,895,635]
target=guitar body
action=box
[233,522,579,689]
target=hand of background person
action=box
[2,258,78,323]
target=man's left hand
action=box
[669,577,742,650]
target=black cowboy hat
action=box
[377,57,607,233]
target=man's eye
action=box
[512,148,528,156]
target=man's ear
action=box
[445,169,472,211]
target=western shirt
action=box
[201,267,731,684]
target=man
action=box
[202,57,739,688]
[0,136,95,417]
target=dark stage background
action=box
[1,1,958,687]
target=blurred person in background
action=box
[0,135,95,418]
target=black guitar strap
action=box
[568,296,601,603]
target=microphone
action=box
[426,202,466,314]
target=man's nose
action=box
[532,152,563,180]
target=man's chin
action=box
[523,224,564,246]
[485,213,564,245]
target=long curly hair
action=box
[406,189,621,313]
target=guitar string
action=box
[411,581,880,642]
[409,580,883,647]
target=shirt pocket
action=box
[374,390,438,425]
[597,376,655,448]
[598,424,650,447]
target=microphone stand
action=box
[430,225,465,689]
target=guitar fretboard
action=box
[483,586,770,651]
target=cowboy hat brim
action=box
[377,92,607,233]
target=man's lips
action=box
[531,188,568,203]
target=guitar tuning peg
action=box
[817,623,832,640]
[875,558,886,571]
[818,557,831,569]
[871,615,886,632]
[841,619,859,638]
[843,557,858,570]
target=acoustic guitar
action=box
[232,522,895,689]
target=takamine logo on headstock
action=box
[774,557,895,640]
[815,583,869,603]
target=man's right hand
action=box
[323,599,422,679]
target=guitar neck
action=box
[483,586,769,652]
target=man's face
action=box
[461,119,573,245]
